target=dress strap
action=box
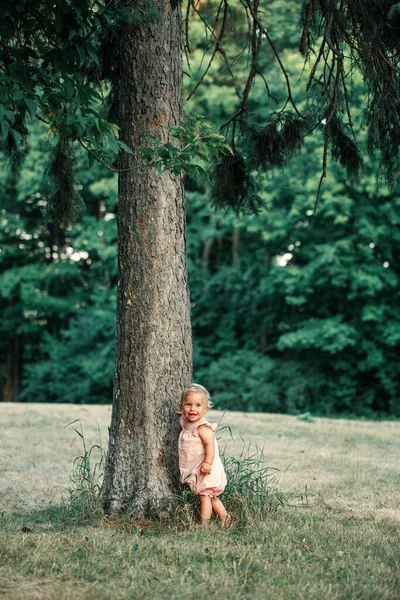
[193,419,217,437]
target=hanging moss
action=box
[252,121,284,169]
[328,117,363,180]
[48,137,84,224]
[1,113,28,174]
[211,152,263,214]
[251,113,307,170]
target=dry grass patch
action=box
[217,411,400,523]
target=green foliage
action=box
[199,350,280,412]
[138,115,232,180]
[186,137,400,416]
[0,0,154,152]
[181,25,400,417]
[0,121,117,403]
[1,1,114,145]
[4,0,399,217]
[0,0,135,221]
[300,0,400,187]
[277,318,358,354]
[21,289,116,403]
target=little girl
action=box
[178,383,231,526]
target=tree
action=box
[98,2,192,514]
[0,121,118,402]
[2,0,400,514]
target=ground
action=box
[0,404,399,599]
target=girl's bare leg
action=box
[211,497,228,520]
[199,495,212,524]
[211,497,231,526]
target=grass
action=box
[0,404,399,599]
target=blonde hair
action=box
[181,383,213,408]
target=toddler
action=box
[178,383,231,526]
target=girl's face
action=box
[182,391,208,424]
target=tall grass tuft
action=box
[221,442,286,526]
[66,419,105,515]
[171,485,201,529]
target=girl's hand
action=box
[175,410,183,416]
[200,461,212,474]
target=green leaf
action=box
[65,79,75,100]
[9,128,23,144]
[87,47,100,67]
[76,45,85,63]
[24,98,37,117]
[167,145,179,159]
[117,140,133,154]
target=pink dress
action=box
[179,416,227,497]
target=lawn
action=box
[0,404,399,599]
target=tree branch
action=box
[314,131,329,213]
[244,0,302,118]
[239,0,262,132]
[299,0,313,56]
[187,1,241,102]
[324,14,344,59]
[77,136,133,173]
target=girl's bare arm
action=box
[198,426,215,474]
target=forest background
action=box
[1,0,399,418]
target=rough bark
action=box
[99,2,192,514]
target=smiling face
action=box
[182,391,208,424]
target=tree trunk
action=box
[99,2,192,514]
[231,229,240,263]
[201,238,213,275]
[2,332,21,402]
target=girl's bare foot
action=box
[222,513,232,528]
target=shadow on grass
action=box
[0,502,101,534]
